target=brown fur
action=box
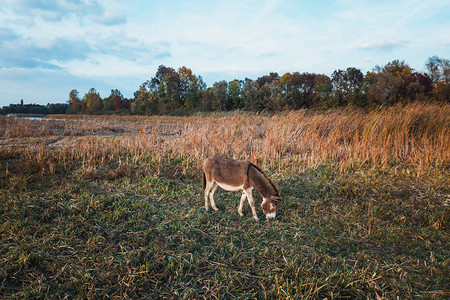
[202,155,281,222]
[247,163,280,199]
[203,155,251,188]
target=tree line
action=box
[2,56,448,116]
[0,100,68,115]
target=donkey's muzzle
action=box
[266,212,277,220]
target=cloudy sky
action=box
[0,0,449,106]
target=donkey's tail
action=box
[202,172,206,191]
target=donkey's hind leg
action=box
[204,180,213,211]
[238,191,247,217]
[209,182,219,212]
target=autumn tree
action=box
[403,72,433,101]
[365,60,413,105]
[178,67,205,110]
[102,89,124,111]
[112,89,124,110]
[131,82,157,115]
[66,89,83,114]
[178,67,198,103]
[84,88,102,113]
[133,65,205,114]
[365,69,393,105]
[383,60,413,81]
[384,60,413,100]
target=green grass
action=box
[1,157,448,299]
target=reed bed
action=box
[2,102,448,176]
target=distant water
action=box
[22,116,53,121]
[8,115,69,121]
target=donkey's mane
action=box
[249,163,281,200]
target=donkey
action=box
[202,155,281,222]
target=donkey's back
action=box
[202,155,251,190]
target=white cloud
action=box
[359,39,412,52]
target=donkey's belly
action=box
[216,182,243,192]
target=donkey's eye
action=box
[270,203,275,209]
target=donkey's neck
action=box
[248,165,278,199]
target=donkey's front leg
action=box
[245,189,259,223]
[238,191,247,217]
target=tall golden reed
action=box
[1,102,448,174]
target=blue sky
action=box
[0,0,449,106]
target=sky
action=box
[0,0,449,107]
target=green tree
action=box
[425,56,449,83]
[253,73,279,110]
[425,56,450,103]
[48,103,68,114]
[313,75,332,107]
[228,79,243,109]
[212,81,228,111]
[200,87,215,111]
[242,79,263,111]
[264,79,284,111]
[331,67,364,106]
[149,65,182,114]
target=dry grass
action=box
[2,102,448,175]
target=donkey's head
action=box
[261,195,281,220]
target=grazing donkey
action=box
[202,155,281,222]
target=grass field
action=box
[1,103,449,299]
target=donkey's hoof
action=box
[213,208,219,212]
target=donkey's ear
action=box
[272,195,281,202]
